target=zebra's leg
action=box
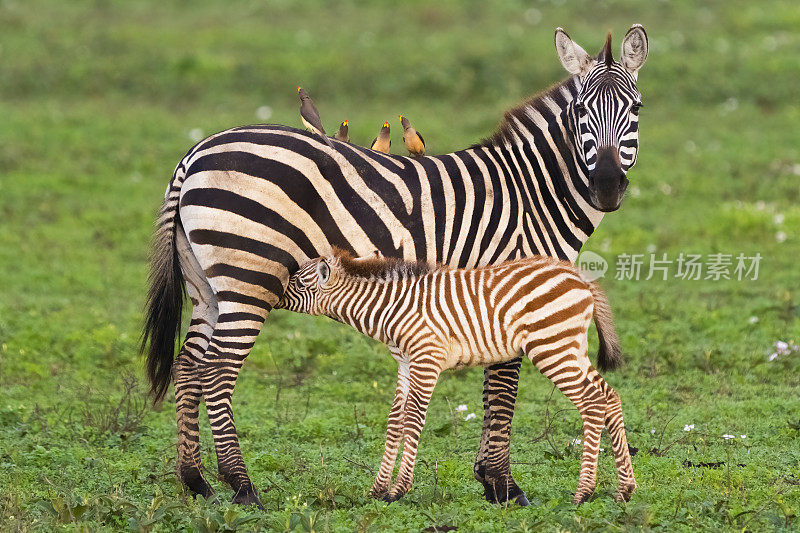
[370,347,410,499]
[384,360,441,503]
[199,301,269,508]
[473,370,491,488]
[175,350,214,500]
[595,380,636,501]
[477,358,528,506]
[527,344,606,505]
[174,226,218,500]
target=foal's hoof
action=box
[572,490,594,506]
[381,492,403,504]
[369,486,389,500]
[615,483,637,502]
[232,488,264,510]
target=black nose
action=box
[588,146,627,212]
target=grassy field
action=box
[1,0,799,530]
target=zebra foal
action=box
[277,249,636,504]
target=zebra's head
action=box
[276,257,341,316]
[555,25,648,212]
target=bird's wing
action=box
[371,137,378,148]
[416,131,425,147]
[300,109,326,135]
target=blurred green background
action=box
[1,1,798,531]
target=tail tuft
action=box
[586,280,623,372]
[140,203,185,403]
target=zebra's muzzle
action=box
[588,146,628,212]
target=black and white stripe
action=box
[141,25,648,507]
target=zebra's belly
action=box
[444,337,519,370]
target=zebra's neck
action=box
[462,76,604,262]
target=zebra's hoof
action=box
[232,488,264,510]
[514,492,530,506]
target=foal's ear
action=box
[620,24,648,77]
[316,259,331,285]
[555,27,593,76]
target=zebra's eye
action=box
[575,102,587,115]
[631,102,643,115]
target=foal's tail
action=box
[587,281,623,372]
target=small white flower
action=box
[775,341,789,351]
[599,448,605,452]
[769,353,779,362]
[256,105,273,121]
[651,429,656,435]
[464,412,476,421]
[455,404,468,412]
[188,128,204,142]
[722,434,735,440]
[776,231,787,243]
[748,316,758,324]
[684,424,694,432]
[773,213,785,225]
[571,438,582,446]
[740,435,747,439]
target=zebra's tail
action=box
[587,280,623,372]
[140,177,186,403]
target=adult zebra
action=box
[142,25,648,508]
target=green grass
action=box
[1,0,799,531]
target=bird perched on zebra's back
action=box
[335,120,349,142]
[297,87,334,147]
[399,115,425,157]
[371,121,391,153]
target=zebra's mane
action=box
[332,247,437,281]
[480,76,579,147]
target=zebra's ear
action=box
[620,24,648,77]
[316,260,331,285]
[555,28,593,76]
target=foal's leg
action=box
[527,342,606,505]
[371,347,410,498]
[174,227,217,499]
[385,359,441,502]
[594,378,636,501]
